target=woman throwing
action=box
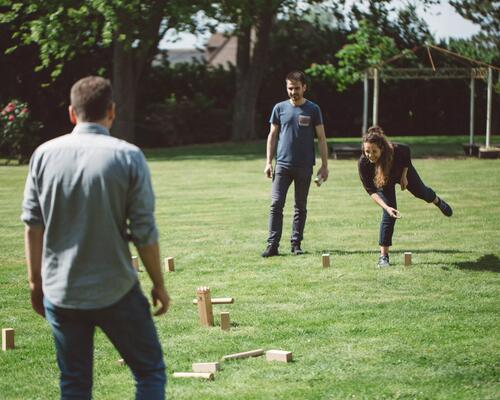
[358,126,453,267]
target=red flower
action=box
[21,108,29,114]
[8,115,14,121]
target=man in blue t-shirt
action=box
[262,71,329,257]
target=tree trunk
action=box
[111,40,137,143]
[111,10,164,143]
[231,3,275,142]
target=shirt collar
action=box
[72,122,111,136]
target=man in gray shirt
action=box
[22,76,169,399]
[262,71,329,257]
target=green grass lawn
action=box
[1,136,499,399]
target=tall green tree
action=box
[450,0,499,51]
[1,0,204,142]
[211,0,338,141]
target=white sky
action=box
[160,1,480,50]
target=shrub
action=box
[0,100,42,164]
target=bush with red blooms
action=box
[0,100,42,164]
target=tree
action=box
[211,0,338,141]
[450,0,499,51]
[1,0,205,142]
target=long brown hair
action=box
[362,126,394,188]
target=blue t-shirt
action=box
[270,99,323,168]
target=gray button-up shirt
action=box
[21,123,158,309]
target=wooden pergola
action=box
[362,44,500,149]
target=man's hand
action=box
[400,175,408,191]
[317,165,329,182]
[264,163,273,179]
[30,282,45,318]
[151,285,170,316]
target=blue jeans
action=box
[378,164,436,246]
[44,283,166,400]
[267,164,313,247]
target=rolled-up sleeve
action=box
[21,155,44,226]
[126,150,158,247]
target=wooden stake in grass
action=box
[173,372,214,380]
[266,350,293,363]
[192,362,220,373]
[165,257,175,272]
[404,252,412,266]
[220,312,230,331]
[131,256,140,272]
[222,349,264,361]
[196,287,214,326]
[322,253,330,268]
[2,328,14,351]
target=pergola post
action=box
[486,67,493,148]
[469,75,475,149]
[372,68,379,126]
[362,71,369,135]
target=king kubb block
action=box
[220,312,230,331]
[266,350,293,363]
[322,253,330,268]
[2,328,14,351]
[131,256,140,272]
[404,252,412,266]
[196,287,214,326]
[165,257,175,272]
[192,362,220,373]
[173,372,214,380]
[222,349,264,361]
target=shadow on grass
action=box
[319,249,472,256]
[453,254,500,273]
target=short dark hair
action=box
[70,76,113,122]
[286,71,307,85]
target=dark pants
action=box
[44,283,166,400]
[378,164,436,246]
[267,164,312,247]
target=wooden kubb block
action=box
[196,286,214,326]
[322,253,330,268]
[266,350,293,363]
[220,312,230,331]
[192,362,220,373]
[2,328,14,351]
[131,256,140,271]
[165,257,175,272]
[404,252,412,266]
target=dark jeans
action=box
[44,283,166,400]
[378,164,436,246]
[267,164,312,247]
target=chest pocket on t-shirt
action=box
[298,115,311,127]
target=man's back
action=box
[22,123,157,309]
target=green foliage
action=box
[1,0,204,79]
[307,20,399,91]
[450,0,500,50]
[136,61,235,147]
[0,100,41,164]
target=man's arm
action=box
[315,124,329,181]
[137,242,170,316]
[264,124,280,178]
[24,224,45,317]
